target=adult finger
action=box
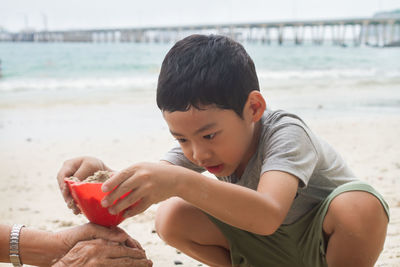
[125,237,144,250]
[104,258,153,267]
[121,234,144,250]
[63,223,133,246]
[54,239,152,267]
[89,224,132,243]
[104,241,146,259]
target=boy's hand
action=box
[57,156,113,214]
[101,162,182,218]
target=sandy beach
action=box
[0,95,399,266]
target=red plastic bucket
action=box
[65,179,137,227]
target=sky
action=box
[0,0,399,32]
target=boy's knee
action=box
[155,197,188,244]
[324,191,388,237]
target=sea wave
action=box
[257,68,400,80]
[0,68,399,93]
[0,75,158,93]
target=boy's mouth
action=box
[205,164,224,174]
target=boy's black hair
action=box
[156,34,259,117]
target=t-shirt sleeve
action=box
[162,146,206,173]
[261,124,318,187]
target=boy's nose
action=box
[192,145,212,165]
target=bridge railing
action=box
[3,17,400,47]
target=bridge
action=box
[5,17,400,47]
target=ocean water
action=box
[0,41,399,118]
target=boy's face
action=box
[163,105,258,177]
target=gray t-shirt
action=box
[162,109,357,224]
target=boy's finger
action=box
[102,170,130,192]
[102,170,140,206]
[66,199,81,214]
[107,188,142,214]
[57,168,74,189]
[123,199,150,218]
[72,205,81,214]
[57,158,83,182]
[61,185,72,201]
[102,184,136,209]
[73,166,95,180]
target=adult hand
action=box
[57,156,113,214]
[56,223,144,251]
[0,223,149,266]
[52,239,152,267]
[101,162,188,218]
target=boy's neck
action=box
[234,121,262,178]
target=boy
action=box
[58,34,389,267]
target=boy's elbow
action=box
[258,222,281,236]
[251,215,284,236]
[252,206,287,236]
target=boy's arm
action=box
[102,161,298,236]
[174,166,299,235]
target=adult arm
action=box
[0,223,150,266]
[0,224,63,266]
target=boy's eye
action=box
[203,133,216,140]
[176,138,187,143]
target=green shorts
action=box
[208,181,390,267]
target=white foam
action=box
[0,75,158,93]
[256,68,392,80]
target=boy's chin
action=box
[216,168,236,178]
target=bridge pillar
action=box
[340,23,346,46]
[311,24,323,45]
[361,21,369,46]
[382,23,388,46]
[278,25,284,45]
[319,24,326,45]
[397,23,400,42]
[374,23,380,46]
[293,25,304,45]
[388,20,395,44]
[352,24,360,46]
[261,26,271,45]
[229,25,235,40]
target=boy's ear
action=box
[245,91,266,122]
